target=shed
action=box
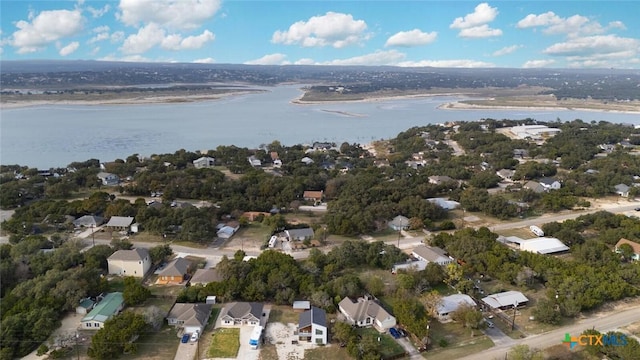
[519,237,569,254]
[206,296,217,305]
[293,301,311,311]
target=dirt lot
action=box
[264,322,322,360]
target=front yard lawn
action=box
[207,328,240,358]
[357,328,405,358]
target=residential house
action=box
[285,228,315,241]
[301,157,314,165]
[388,215,410,231]
[189,268,223,285]
[411,245,454,266]
[391,260,428,274]
[81,292,124,329]
[156,257,191,284]
[615,238,640,261]
[312,142,334,151]
[166,303,213,335]
[539,177,561,190]
[217,222,240,239]
[338,296,396,332]
[496,169,516,181]
[193,156,215,169]
[107,248,151,278]
[524,181,545,194]
[104,216,135,232]
[303,190,324,203]
[248,156,262,167]
[518,237,570,255]
[219,302,264,326]
[437,294,477,322]
[426,198,460,210]
[241,212,270,222]
[513,149,529,159]
[73,215,104,228]
[428,175,454,185]
[298,306,328,345]
[614,184,631,197]
[97,172,120,186]
[481,291,529,311]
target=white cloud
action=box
[493,45,522,56]
[272,12,369,48]
[161,30,215,50]
[320,50,406,66]
[193,57,215,64]
[522,59,556,68]
[11,9,84,53]
[120,23,166,54]
[450,3,501,39]
[100,54,151,62]
[111,31,125,43]
[88,4,110,18]
[117,0,221,30]
[543,35,639,57]
[516,11,623,37]
[450,3,498,29]
[245,53,289,65]
[385,29,437,47]
[59,41,79,56]
[88,32,110,44]
[121,24,214,54]
[294,58,315,65]
[397,59,495,68]
[92,25,110,33]
[458,24,502,38]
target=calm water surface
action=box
[2,85,639,168]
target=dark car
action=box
[181,334,190,343]
[635,207,640,211]
[389,328,401,339]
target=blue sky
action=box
[1,0,639,68]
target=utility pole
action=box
[511,302,517,331]
[75,332,80,360]
[91,224,95,247]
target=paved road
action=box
[460,303,640,360]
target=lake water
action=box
[1,85,639,168]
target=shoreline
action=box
[3,89,640,115]
[0,90,259,110]
[438,101,640,115]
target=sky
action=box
[0,0,639,69]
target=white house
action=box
[519,237,569,254]
[285,228,315,241]
[481,291,529,310]
[391,260,428,274]
[193,156,215,169]
[411,245,454,266]
[338,296,396,332]
[219,302,264,327]
[388,215,410,231]
[539,177,561,190]
[437,294,477,322]
[614,184,631,197]
[107,248,151,277]
[97,172,120,186]
[298,306,327,345]
[166,303,213,335]
[81,292,124,329]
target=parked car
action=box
[191,332,199,342]
[389,328,401,339]
[485,320,494,328]
[181,334,190,343]
[397,328,407,337]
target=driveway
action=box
[173,336,199,360]
[483,324,515,347]
[235,326,260,360]
[394,336,422,359]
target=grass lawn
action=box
[267,306,300,324]
[357,328,405,358]
[207,328,240,358]
[120,325,180,360]
[423,336,493,360]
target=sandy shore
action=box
[290,91,471,105]
[438,101,640,114]
[0,90,258,109]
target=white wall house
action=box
[107,248,151,277]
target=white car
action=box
[191,332,199,342]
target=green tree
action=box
[149,244,173,265]
[507,344,544,360]
[87,312,147,359]
[122,277,150,306]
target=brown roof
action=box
[190,268,223,284]
[108,248,149,262]
[303,190,323,200]
[616,238,640,254]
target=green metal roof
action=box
[81,292,124,323]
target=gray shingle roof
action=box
[298,306,327,329]
[105,216,134,228]
[108,248,149,262]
